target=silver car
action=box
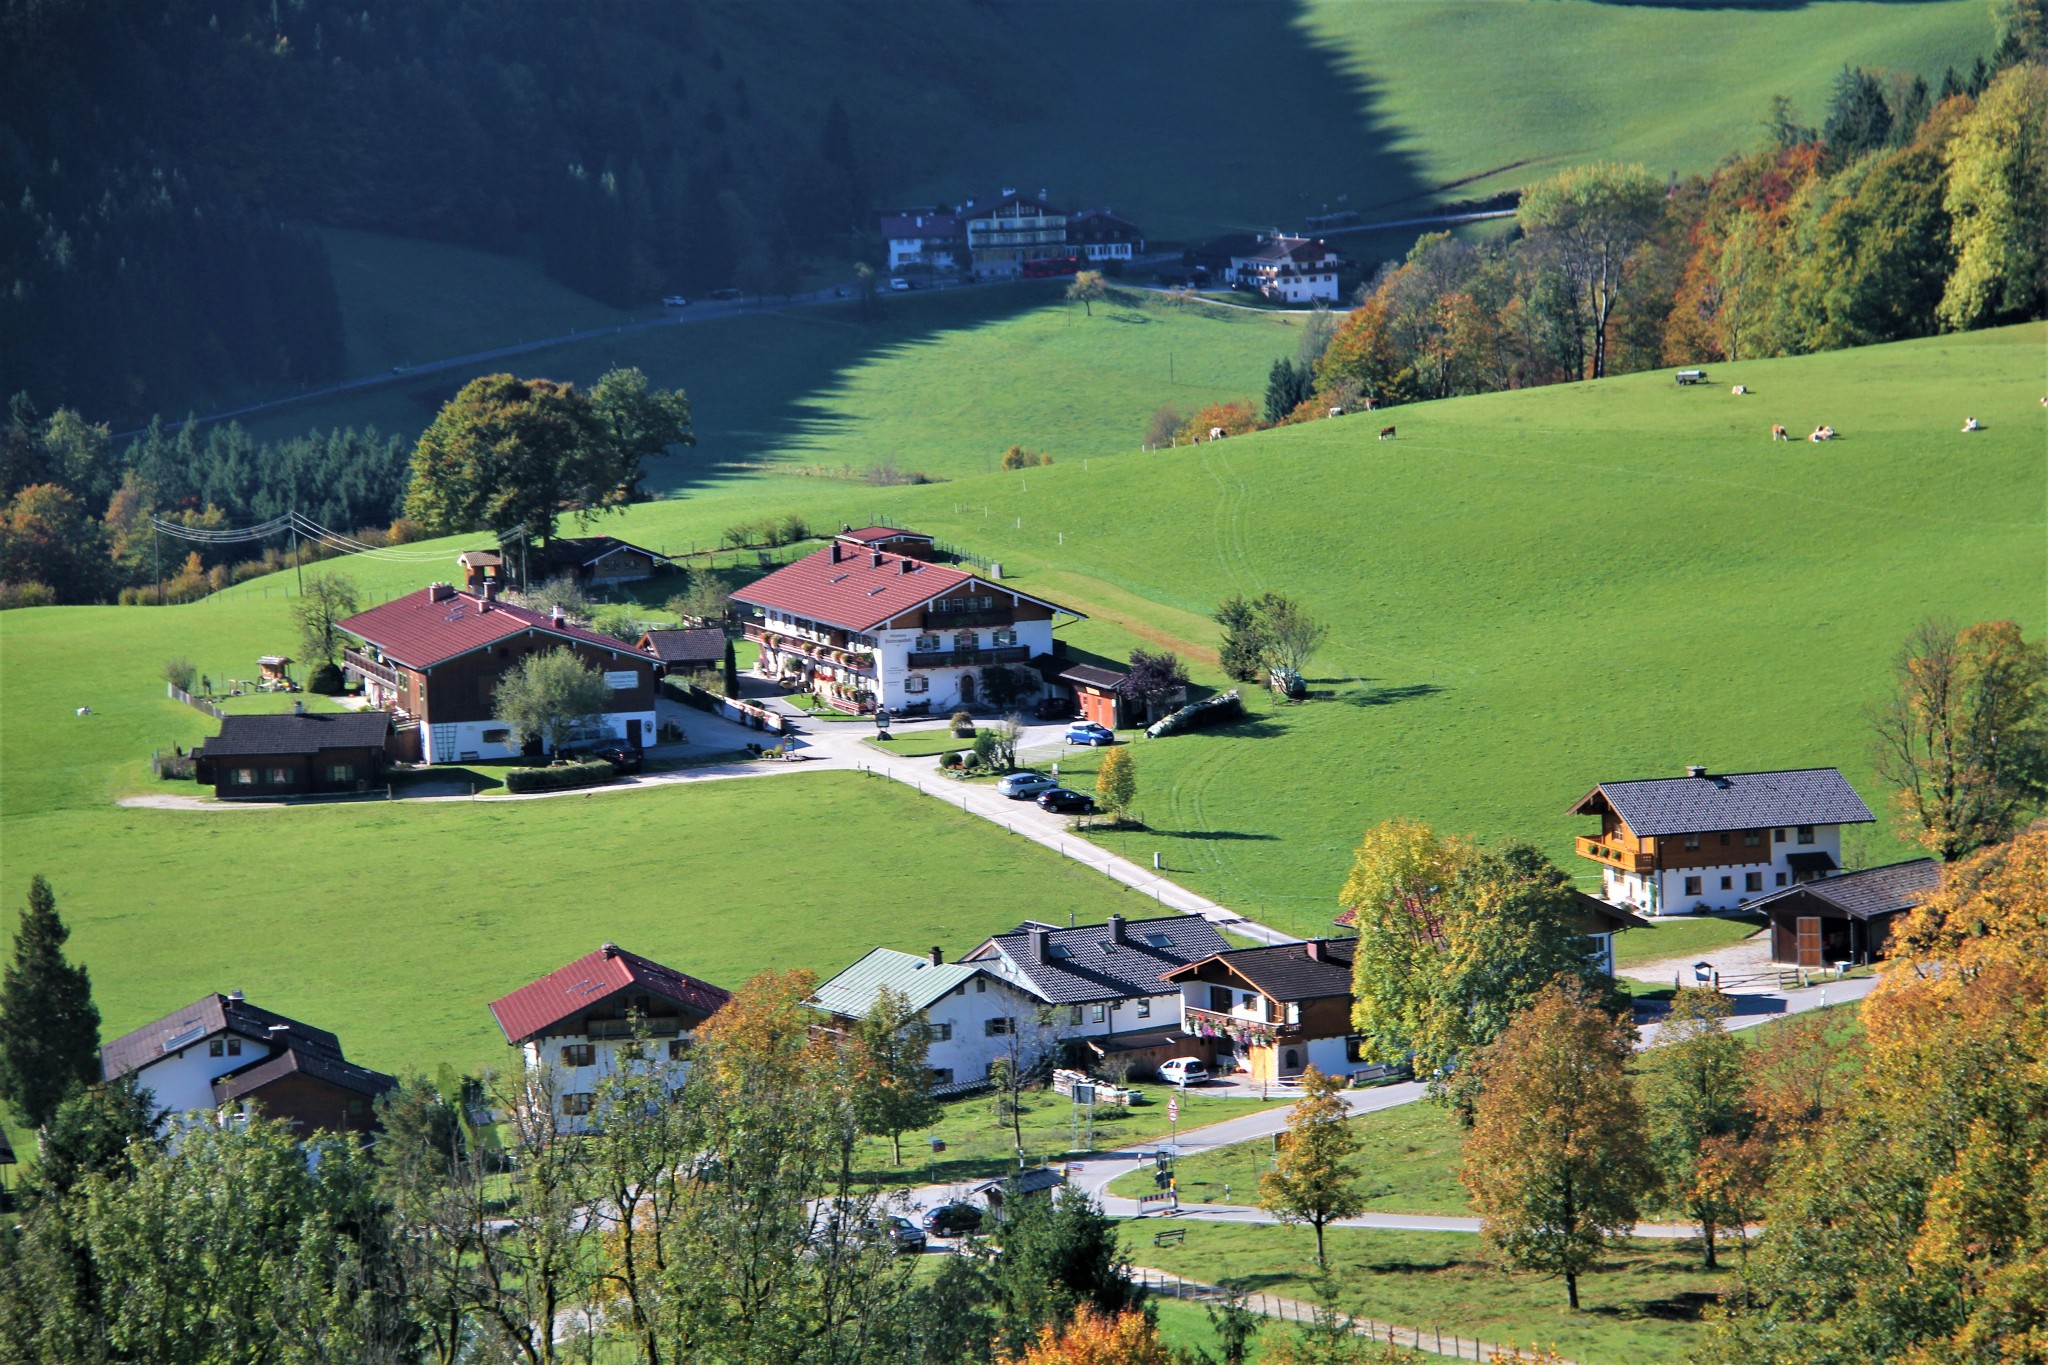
[997,771,1058,799]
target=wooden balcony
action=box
[343,648,399,690]
[743,624,874,674]
[1575,836,1655,874]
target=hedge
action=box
[504,760,617,794]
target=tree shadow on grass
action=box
[1151,828,1280,843]
[1640,1291,1721,1322]
[1340,680,1446,708]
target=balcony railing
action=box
[343,649,399,689]
[906,645,1031,669]
[1182,1004,1291,1047]
[744,625,875,674]
[1575,836,1655,874]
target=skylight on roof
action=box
[1096,940,1117,954]
[1143,933,1174,948]
[1047,944,1073,959]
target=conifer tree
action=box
[0,876,102,1129]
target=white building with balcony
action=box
[731,527,1084,716]
[966,192,1068,276]
[488,943,731,1134]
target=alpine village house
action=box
[732,527,1083,715]
[1570,765,1876,915]
[488,944,732,1135]
[339,580,662,764]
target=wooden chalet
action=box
[191,706,394,798]
[1163,939,1359,1084]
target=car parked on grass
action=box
[996,771,1058,799]
[921,1203,984,1238]
[1066,721,1115,746]
[888,277,913,291]
[1157,1057,1210,1086]
[661,295,690,307]
[588,743,642,775]
[1037,787,1096,815]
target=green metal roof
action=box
[811,947,983,1019]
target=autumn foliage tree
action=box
[1257,1065,1364,1268]
[1640,988,1750,1268]
[1460,984,1655,1310]
[998,1306,1168,1365]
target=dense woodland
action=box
[0,0,882,420]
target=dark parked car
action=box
[883,1215,927,1253]
[1037,787,1097,814]
[921,1203,984,1238]
[589,743,642,775]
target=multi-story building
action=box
[99,991,395,1140]
[1569,766,1876,915]
[339,581,662,762]
[1163,938,1360,1083]
[810,947,1049,1091]
[1229,235,1343,303]
[731,527,1083,715]
[488,943,731,1134]
[957,914,1228,1079]
[880,210,965,273]
[966,192,1068,276]
[1067,209,1145,263]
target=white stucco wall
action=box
[126,1037,245,1119]
[1603,824,1849,914]
[422,711,657,765]
[519,1027,701,1135]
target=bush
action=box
[161,657,199,692]
[1,581,56,609]
[503,760,617,794]
[1145,689,1246,738]
[939,750,966,770]
[305,662,344,695]
[950,710,977,738]
[155,751,196,781]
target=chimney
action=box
[227,988,244,1003]
[601,942,619,959]
[480,579,496,603]
[1686,765,1708,779]
[1108,914,1126,944]
[551,604,568,626]
[831,542,843,563]
[899,557,915,574]
[1027,926,1050,963]
[871,550,884,568]
[429,582,454,602]
[929,946,944,967]
[1304,940,1323,962]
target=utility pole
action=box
[289,507,303,597]
[153,523,162,606]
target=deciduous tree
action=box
[999,1306,1168,1365]
[0,875,101,1129]
[404,374,610,545]
[1118,648,1188,718]
[852,984,942,1165]
[1258,1066,1365,1267]
[1460,984,1654,1310]
[589,367,695,497]
[1252,592,1329,677]
[1938,61,2048,328]
[1640,988,1749,1267]
[291,571,360,669]
[492,648,614,757]
[1870,617,2048,859]
[1517,162,1666,378]
[1094,746,1136,818]
[1065,271,1107,316]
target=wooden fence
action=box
[166,682,225,719]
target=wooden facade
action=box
[198,744,386,799]
[406,632,658,728]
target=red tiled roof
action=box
[733,545,972,632]
[734,543,1082,634]
[338,587,657,671]
[837,526,934,545]
[488,944,732,1045]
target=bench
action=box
[1153,1227,1186,1247]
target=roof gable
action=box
[101,993,348,1084]
[1164,939,1356,1001]
[733,544,1082,634]
[1569,767,1874,837]
[489,944,731,1044]
[810,947,993,1018]
[338,587,658,671]
[638,627,727,665]
[965,916,1229,1004]
[1746,858,1941,920]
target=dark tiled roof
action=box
[1164,939,1356,1002]
[211,1044,397,1104]
[194,709,392,760]
[1569,768,1874,837]
[101,994,345,1084]
[1238,236,1336,264]
[837,526,935,545]
[1060,663,1127,690]
[1568,891,1654,933]
[639,628,727,666]
[489,944,731,1044]
[964,916,1228,1005]
[973,1167,1065,1197]
[544,536,668,568]
[878,214,962,240]
[339,588,658,671]
[1748,858,1941,921]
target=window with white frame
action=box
[1136,999,1151,1019]
[916,634,940,651]
[985,1017,1011,1036]
[992,628,1018,647]
[1797,825,1816,844]
[932,1022,953,1042]
[1090,1004,1106,1023]
[562,1044,595,1068]
[905,676,929,694]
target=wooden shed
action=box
[1751,858,1941,967]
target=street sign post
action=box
[1168,1095,1178,1147]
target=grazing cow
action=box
[1771,424,1788,441]
[1209,426,1226,441]
[1362,396,1378,411]
[1732,384,1748,395]
[1378,425,1397,441]
[76,706,92,717]
[1962,417,1982,432]
[1328,406,1344,418]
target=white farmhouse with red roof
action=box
[488,943,731,1133]
[731,527,1084,715]
[338,581,662,764]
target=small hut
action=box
[257,656,295,689]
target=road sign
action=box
[1073,1083,1096,1105]
[1167,1097,1178,1123]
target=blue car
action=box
[1066,722,1116,747]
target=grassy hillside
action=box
[1295,0,1991,209]
[240,287,1304,489]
